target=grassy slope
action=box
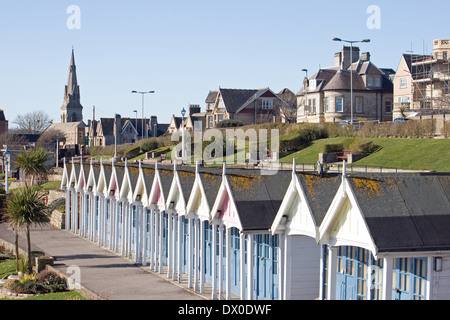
[281,137,450,172]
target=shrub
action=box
[351,141,380,154]
[4,270,69,295]
[324,144,344,153]
[5,279,47,294]
[36,270,66,286]
[140,138,159,153]
[18,257,27,275]
[216,120,244,128]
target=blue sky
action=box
[0,0,448,127]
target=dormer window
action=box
[367,76,381,88]
[262,99,273,110]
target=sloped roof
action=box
[323,69,367,91]
[205,91,219,104]
[225,169,291,231]
[0,110,7,122]
[297,173,342,226]
[347,173,450,253]
[219,89,260,113]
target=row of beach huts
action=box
[61,158,450,300]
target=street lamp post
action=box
[132,90,155,140]
[56,133,59,168]
[133,110,138,137]
[114,114,118,160]
[4,148,9,195]
[332,37,370,125]
[302,69,309,122]
[181,107,186,164]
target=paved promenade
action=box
[0,221,206,300]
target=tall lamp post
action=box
[302,68,309,122]
[332,37,370,125]
[132,90,155,140]
[4,148,9,195]
[56,133,59,168]
[133,109,138,132]
[181,107,186,164]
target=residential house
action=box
[89,114,168,147]
[393,39,450,118]
[205,87,287,128]
[277,88,297,123]
[168,105,206,133]
[297,46,394,123]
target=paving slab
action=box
[0,222,204,300]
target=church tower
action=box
[61,49,83,123]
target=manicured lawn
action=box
[0,259,16,279]
[19,291,86,300]
[40,180,62,191]
[280,137,450,172]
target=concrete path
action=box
[0,222,205,300]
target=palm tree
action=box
[7,186,50,274]
[15,148,49,186]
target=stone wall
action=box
[50,210,65,230]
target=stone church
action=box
[61,48,84,123]
[45,49,87,157]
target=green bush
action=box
[351,141,380,154]
[140,139,159,153]
[324,143,344,153]
[216,120,244,128]
[122,145,141,159]
[5,279,46,294]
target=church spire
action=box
[67,48,78,94]
[61,48,83,123]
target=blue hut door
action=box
[131,205,136,249]
[118,202,123,246]
[182,217,189,274]
[392,257,427,300]
[162,212,168,265]
[230,228,241,297]
[254,234,279,300]
[336,246,357,300]
[106,200,110,243]
[204,221,213,284]
[146,209,151,256]
[336,247,372,300]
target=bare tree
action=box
[13,111,52,134]
[276,89,298,123]
[37,129,65,151]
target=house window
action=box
[262,99,274,110]
[399,97,409,103]
[207,116,213,128]
[310,99,317,114]
[356,97,364,113]
[400,78,408,89]
[325,97,329,112]
[385,100,393,114]
[335,97,343,112]
[375,77,381,87]
[218,114,224,122]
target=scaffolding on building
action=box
[410,44,450,113]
